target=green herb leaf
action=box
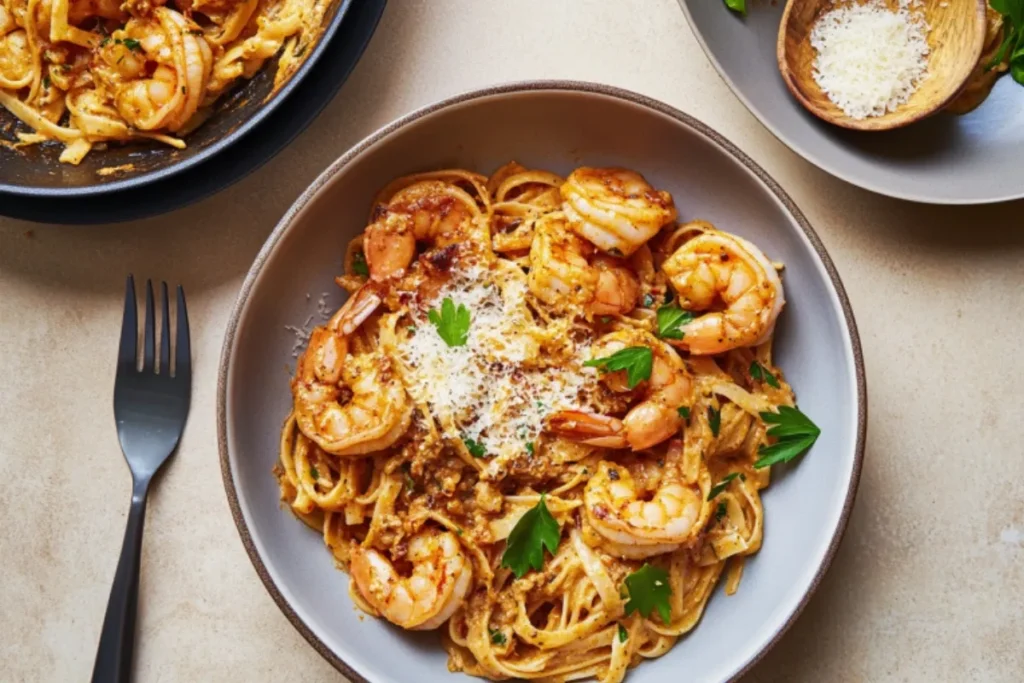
[464,437,487,458]
[352,250,369,276]
[623,564,672,624]
[753,406,821,469]
[618,624,628,643]
[584,347,652,389]
[708,406,721,437]
[525,441,535,456]
[42,75,50,88]
[489,628,507,645]
[707,472,745,500]
[406,325,416,333]
[121,37,141,51]
[500,494,561,578]
[655,303,694,340]
[428,297,471,347]
[715,500,728,522]
[401,462,415,492]
[677,406,690,420]
[724,0,746,14]
[750,360,780,388]
[309,466,319,480]
[455,527,463,536]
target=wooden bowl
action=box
[777,0,988,131]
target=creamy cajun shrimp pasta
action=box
[275,164,822,682]
[0,0,331,163]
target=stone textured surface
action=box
[1,0,1023,681]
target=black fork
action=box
[92,276,192,683]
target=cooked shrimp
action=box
[68,0,126,22]
[104,8,212,132]
[363,180,482,280]
[292,320,412,456]
[0,29,32,89]
[350,528,472,630]
[584,453,703,559]
[661,228,784,355]
[527,215,640,317]
[548,330,691,450]
[561,167,677,257]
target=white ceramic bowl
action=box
[218,81,867,683]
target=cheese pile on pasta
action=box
[0,0,329,163]
[275,164,821,682]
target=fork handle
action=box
[91,477,150,683]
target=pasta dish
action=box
[0,0,330,163]
[275,164,821,682]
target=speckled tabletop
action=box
[1,1,1022,681]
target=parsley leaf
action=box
[584,347,652,389]
[525,441,535,456]
[618,624,628,643]
[351,250,369,276]
[427,297,471,347]
[677,406,690,420]
[655,303,694,340]
[623,564,671,624]
[754,406,821,469]
[724,0,746,14]
[500,494,561,578]
[708,406,721,437]
[489,628,507,645]
[464,437,487,458]
[707,472,745,500]
[750,360,780,388]
[715,500,727,522]
[400,462,415,492]
[121,37,141,51]
[309,466,319,480]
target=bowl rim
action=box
[217,79,868,683]
[676,0,1023,205]
[0,0,355,198]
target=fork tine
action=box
[143,280,156,372]
[175,285,191,380]
[160,282,171,374]
[118,275,137,371]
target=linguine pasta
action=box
[0,0,331,163]
[275,163,818,682]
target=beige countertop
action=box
[2,1,1023,681]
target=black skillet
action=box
[0,0,385,222]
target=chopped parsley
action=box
[715,500,728,522]
[750,360,780,388]
[623,564,671,624]
[723,0,746,14]
[121,37,141,51]
[463,437,487,458]
[655,303,694,340]
[525,441,535,456]
[489,628,507,645]
[707,472,745,500]
[708,406,721,437]
[618,624,628,643]
[309,465,319,480]
[584,346,652,389]
[351,250,369,276]
[428,297,471,347]
[677,406,690,420]
[754,406,821,469]
[500,494,561,578]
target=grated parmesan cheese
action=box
[810,0,930,120]
[396,264,596,475]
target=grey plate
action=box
[218,82,867,683]
[680,0,1024,205]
